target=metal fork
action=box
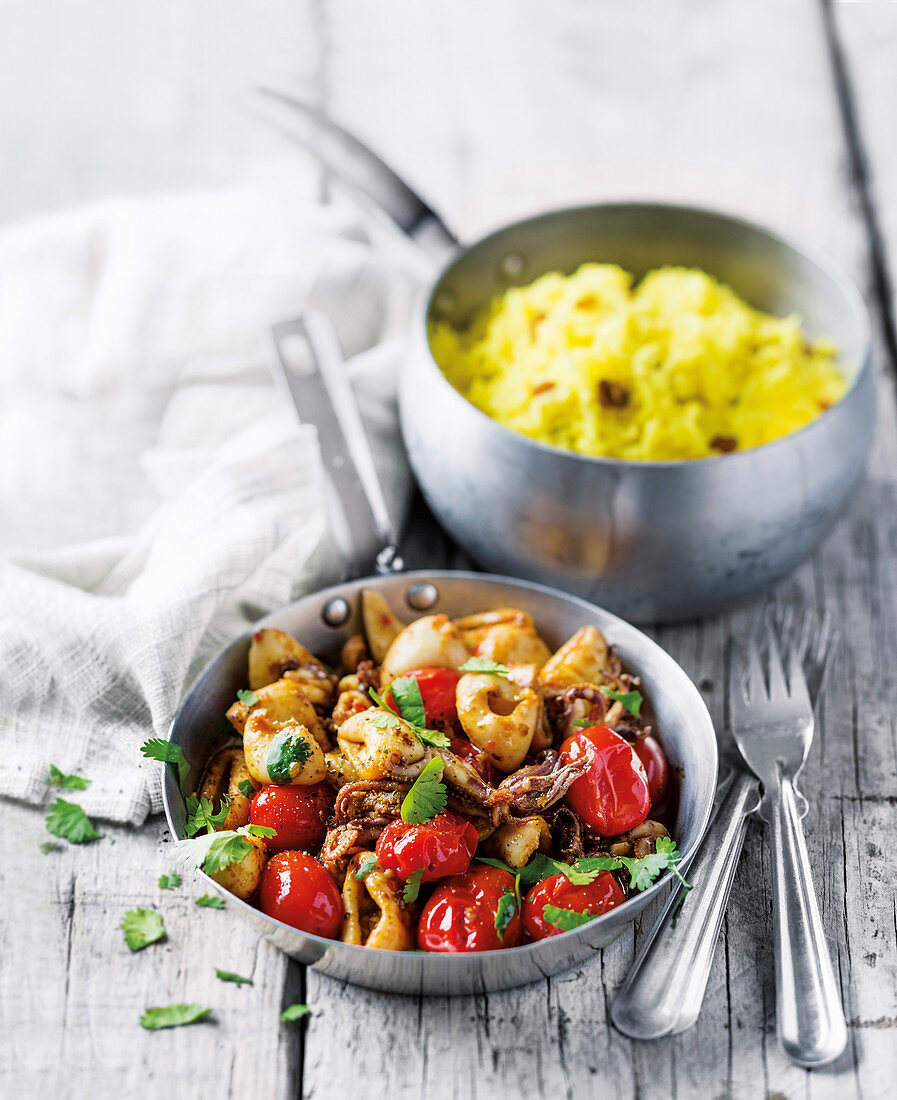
[612,612,842,1060]
[728,623,847,1066]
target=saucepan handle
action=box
[270,309,403,579]
[255,85,460,264]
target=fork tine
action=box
[787,642,813,711]
[765,620,789,701]
[806,611,838,705]
[746,631,766,701]
[728,640,747,708]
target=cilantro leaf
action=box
[47,764,90,790]
[140,1004,211,1030]
[216,969,252,986]
[517,853,605,888]
[599,686,643,717]
[542,904,597,931]
[494,888,518,941]
[237,779,256,799]
[400,759,447,824]
[571,854,626,876]
[45,799,103,844]
[236,689,258,707]
[40,841,60,854]
[368,687,451,750]
[196,895,225,909]
[459,657,510,677]
[403,868,425,904]
[121,908,165,952]
[280,1004,311,1025]
[141,739,190,795]
[179,824,275,874]
[620,836,691,895]
[355,854,378,881]
[389,676,427,727]
[158,872,181,890]
[266,728,312,784]
[572,719,593,729]
[184,796,230,838]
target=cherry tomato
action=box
[384,666,461,727]
[249,783,334,853]
[258,851,342,938]
[523,871,626,940]
[632,734,669,808]
[376,812,478,883]
[559,725,651,837]
[417,865,523,952]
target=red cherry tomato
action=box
[523,871,626,940]
[417,866,523,952]
[249,783,334,853]
[258,851,342,938]
[559,725,651,837]
[376,812,478,883]
[384,666,461,727]
[632,734,669,807]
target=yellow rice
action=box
[429,264,847,461]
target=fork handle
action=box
[768,772,847,1067]
[611,770,758,1039]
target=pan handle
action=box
[270,310,403,579]
[255,86,460,264]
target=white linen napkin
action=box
[0,173,420,825]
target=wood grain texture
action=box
[2,0,896,1098]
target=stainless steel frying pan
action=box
[163,310,718,995]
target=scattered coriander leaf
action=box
[403,868,425,904]
[158,872,181,890]
[542,904,597,931]
[236,689,258,707]
[494,888,518,941]
[517,853,605,888]
[216,969,252,986]
[572,854,625,876]
[368,687,451,750]
[599,686,643,717]
[389,676,427,727]
[619,850,670,892]
[184,795,230,838]
[140,1004,211,1031]
[266,728,312,784]
[459,657,510,677]
[571,718,593,729]
[40,841,60,854]
[237,779,256,799]
[400,758,447,825]
[141,739,190,795]
[196,895,225,909]
[47,764,90,790]
[45,798,103,844]
[280,1003,311,1025]
[178,823,272,872]
[355,854,378,881]
[121,908,165,952]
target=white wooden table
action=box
[3,2,896,1097]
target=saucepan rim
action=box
[163,569,718,966]
[413,199,873,472]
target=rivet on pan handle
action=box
[270,309,403,580]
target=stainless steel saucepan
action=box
[163,310,718,995]
[256,90,875,623]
